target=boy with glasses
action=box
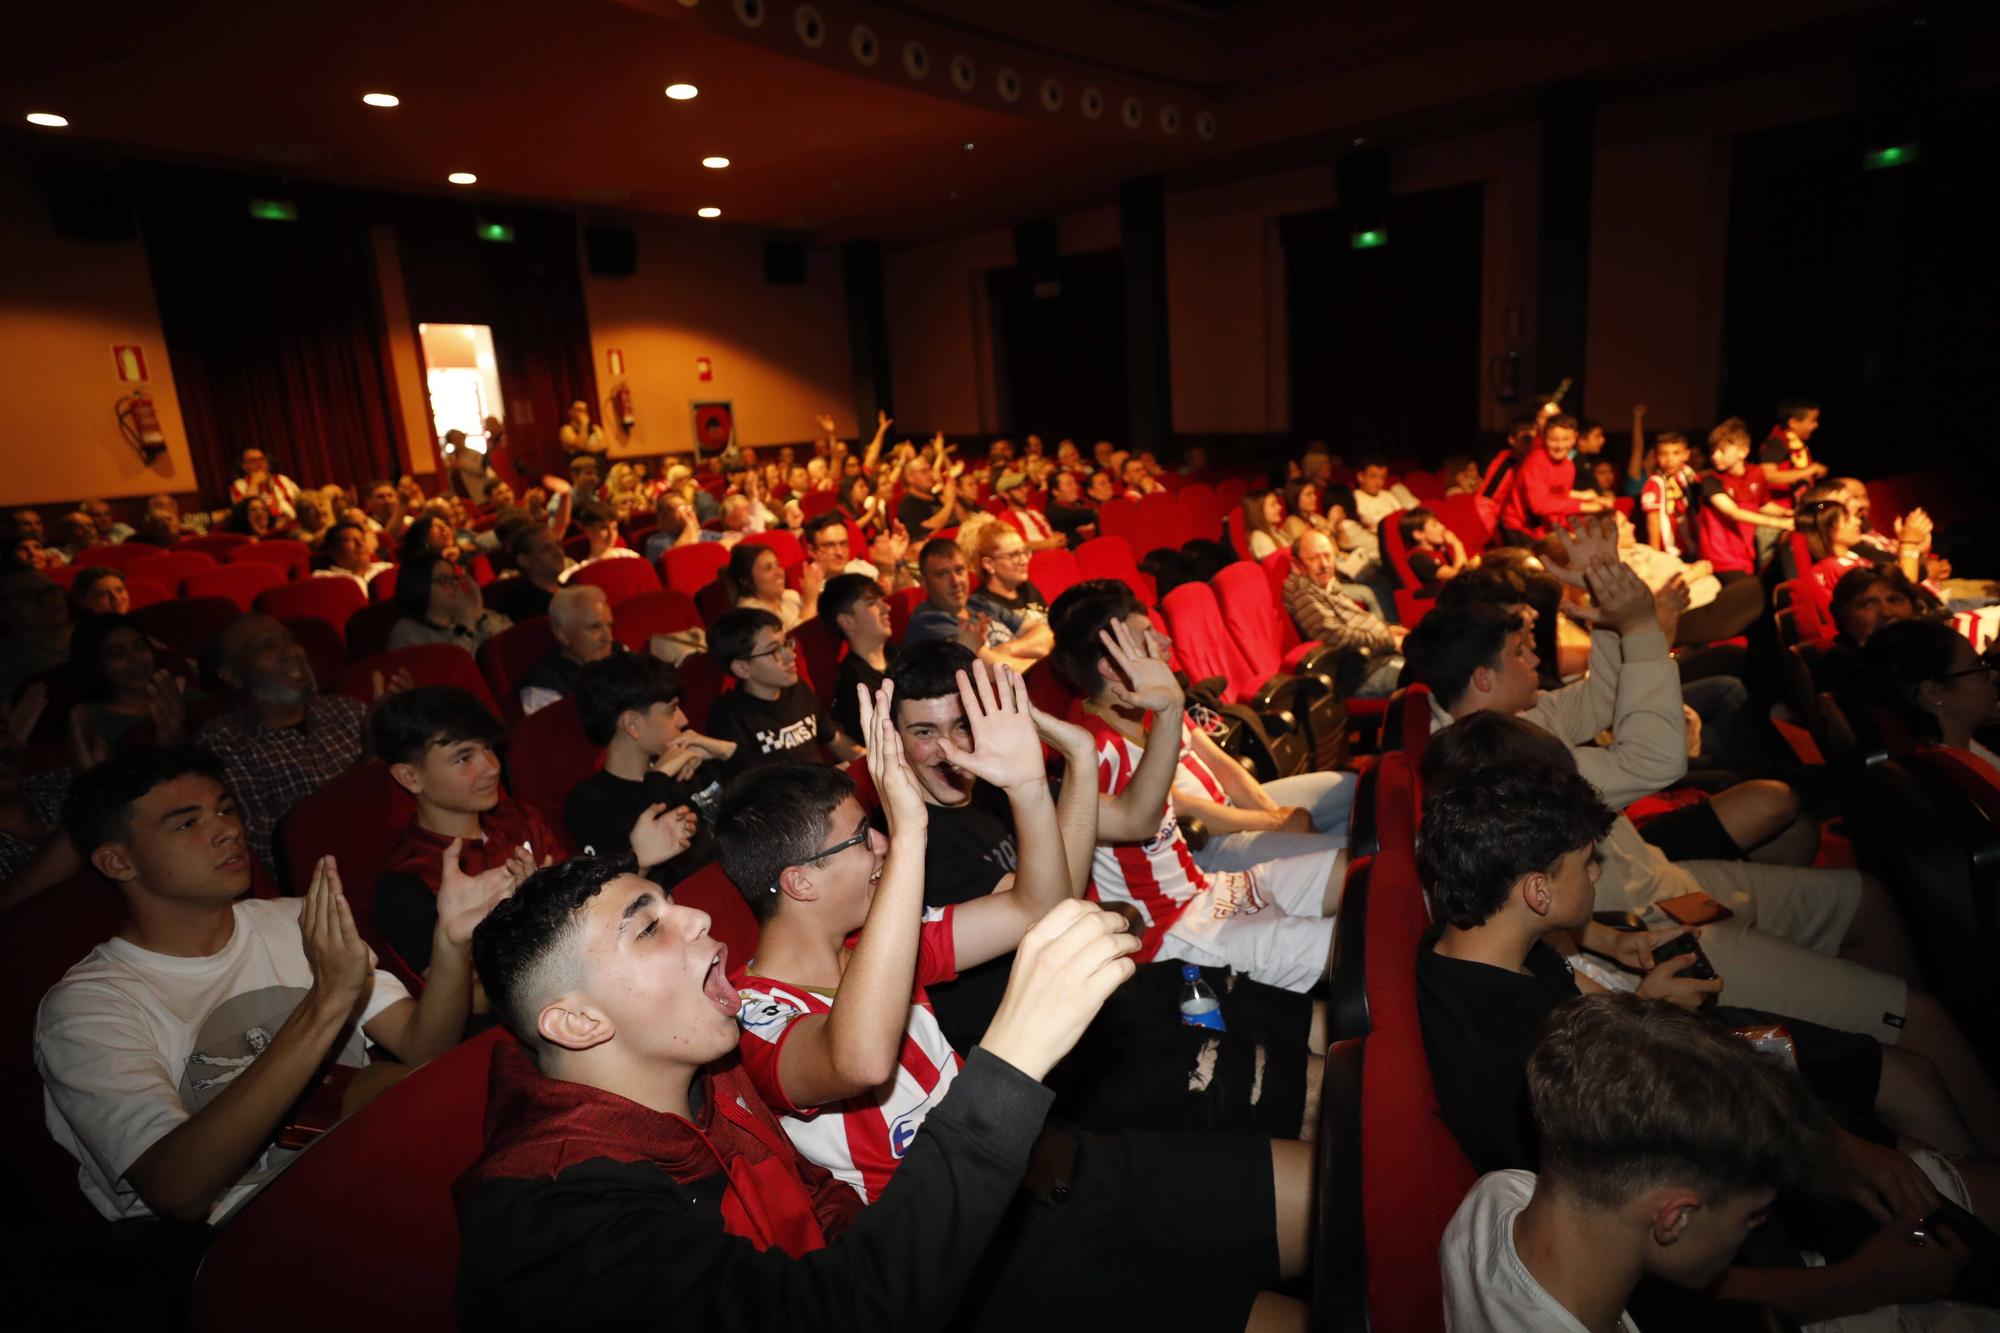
[705,608,864,777]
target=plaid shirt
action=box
[197,695,366,872]
[1282,569,1397,655]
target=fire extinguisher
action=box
[612,382,635,432]
[115,389,169,464]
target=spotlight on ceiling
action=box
[25,112,68,128]
[702,156,730,169]
[665,84,699,101]
[362,92,400,108]
[697,207,721,219]
[447,172,478,185]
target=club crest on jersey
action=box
[737,995,799,1033]
[888,1111,923,1159]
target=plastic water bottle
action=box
[1178,963,1226,1032]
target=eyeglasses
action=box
[1934,663,1998,682]
[746,636,797,660]
[990,548,1030,562]
[765,823,873,893]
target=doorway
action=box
[417,322,505,471]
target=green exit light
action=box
[1862,143,1918,171]
[247,198,298,222]
[475,221,515,243]
[1350,228,1388,250]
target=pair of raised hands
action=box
[1543,515,1687,638]
[855,659,1049,833]
[298,842,529,1001]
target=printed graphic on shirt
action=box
[176,984,321,1189]
[756,713,820,755]
[982,832,1019,876]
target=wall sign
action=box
[695,356,713,382]
[691,401,735,455]
[607,347,625,378]
[112,344,150,383]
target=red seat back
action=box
[368,565,399,602]
[1073,536,1156,605]
[1097,500,1145,550]
[132,597,242,672]
[1213,478,1250,515]
[1403,470,1445,502]
[1360,753,1476,1332]
[1028,548,1083,605]
[611,589,703,653]
[477,618,558,723]
[666,862,760,966]
[567,556,662,608]
[1161,581,1256,704]
[338,644,499,715]
[504,695,598,827]
[740,529,804,573]
[344,601,404,660]
[255,577,367,637]
[889,585,925,641]
[1211,560,1289,678]
[282,617,348,698]
[1221,511,1253,561]
[0,872,126,1228]
[126,550,217,589]
[792,614,842,712]
[676,652,724,730]
[277,761,415,936]
[662,543,731,596]
[184,562,287,612]
[1430,495,1492,553]
[190,1027,511,1333]
[1177,482,1221,538]
[1024,657,1085,725]
[799,490,840,519]
[124,575,172,610]
[225,540,312,579]
[177,533,253,558]
[1134,491,1192,552]
[71,543,152,568]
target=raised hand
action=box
[934,661,1046,792]
[814,412,837,437]
[300,856,373,1005]
[979,900,1142,1082]
[628,804,696,871]
[68,707,109,773]
[1542,515,1619,589]
[1580,558,1658,636]
[436,838,528,949]
[1098,616,1183,713]
[145,670,188,745]
[1031,703,1094,760]
[874,409,892,438]
[859,680,928,833]
[7,680,47,747]
[1651,573,1691,643]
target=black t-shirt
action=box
[832,646,897,746]
[706,681,833,776]
[969,580,1048,622]
[921,782,1021,1050]
[897,491,944,533]
[485,576,555,623]
[520,650,585,702]
[1407,550,1442,591]
[564,766,721,887]
[1045,502,1097,547]
[1415,922,1579,1173]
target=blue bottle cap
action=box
[1180,963,1202,981]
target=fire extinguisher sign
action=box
[607,348,625,378]
[112,344,150,383]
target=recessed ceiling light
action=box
[447,172,478,185]
[963,142,975,151]
[665,83,699,101]
[702,156,730,169]
[362,92,400,108]
[25,112,68,128]
[697,207,721,219]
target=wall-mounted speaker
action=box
[763,240,807,285]
[585,225,637,277]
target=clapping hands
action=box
[1097,617,1182,713]
[859,679,929,833]
[930,660,1047,793]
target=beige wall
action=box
[0,144,198,506]
[583,218,855,456]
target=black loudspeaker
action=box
[1013,218,1061,298]
[40,164,136,241]
[585,225,637,277]
[763,240,807,285]
[1337,149,1389,211]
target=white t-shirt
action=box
[1354,483,1418,533]
[34,898,411,1222]
[1441,1170,1640,1333]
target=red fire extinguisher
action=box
[116,389,168,463]
[613,382,635,432]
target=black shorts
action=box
[955,1128,1278,1331]
[1638,798,1743,863]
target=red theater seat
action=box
[123,575,172,610]
[132,596,242,672]
[225,540,312,579]
[1074,536,1155,605]
[568,556,662,607]
[662,542,730,596]
[276,760,415,923]
[283,617,348,696]
[666,861,760,966]
[255,577,367,637]
[792,613,841,710]
[184,562,287,611]
[70,544,153,569]
[339,645,499,715]
[611,589,703,653]
[504,695,597,826]
[126,550,217,589]
[1028,548,1082,604]
[477,618,558,723]
[740,529,804,573]
[177,533,254,559]
[343,601,403,660]
[190,1026,511,1333]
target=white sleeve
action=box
[520,686,559,715]
[358,966,413,1032]
[35,984,188,1192]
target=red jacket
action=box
[1498,447,1581,537]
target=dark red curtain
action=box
[130,166,402,501]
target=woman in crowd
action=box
[1864,617,2000,772]
[66,613,192,754]
[1242,489,1289,559]
[727,541,811,632]
[387,547,510,654]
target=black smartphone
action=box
[1651,931,1717,982]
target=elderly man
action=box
[904,538,1047,673]
[895,451,971,535]
[519,585,618,715]
[1280,531,1405,698]
[196,614,374,873]
[80,500,133,546]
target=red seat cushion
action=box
[277,761,415,937]
[567,556,662,608]
[254,577,368,637]
[504,695,598,827]
[183,562,287,612]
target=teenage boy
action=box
[369,687,577,981]
[819,572,896,747]
[715,679,1313,1328]
[1497,414,1609,544]
[1416,730,1987,1325]
[705,607,864,775]
[458,863,1151,1328]
[1698,417,1795,581]
[518,584,618,716]
[1441,994,1837,1333]
[1053,581,1342,993]
[1350,455,1418,533]
[1759,396,1829,505]
[37,746,497,1223]
[1398,507,1468,592]
[1636,430,1698,558]
[1044,471,1099,547]
[566,653,730,886]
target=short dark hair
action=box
[1653,430,1688,450]
[63,744,227,858]
[1397,507,1435,543]
[1547,415,1579,434]
[918,537,959,569]
[1830,565,1929,640]
[1049,578,1143,696]
[368,685,503,767]
[575,654,682,747]
[1528,992,1831,1210]
[708,606,782,671]
[888,640,976,720]
[1402,603,1524,711]
[1355,453,1388,472]
[802,511,848,549]
[1777,396,1819,424]
[66,566,122,616]
[575,501,613,528]
[507,523,556,562]
[320,520,365,556]
[68,611,149,702]
[392,547,449,624]
[1862,616,1969,746]
[1416,757,1613,929]
[817,572,881,630]
[714,764,857,921]
[725,541,772,598]
[473,853,635,1057]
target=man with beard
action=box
[197,615,379,875]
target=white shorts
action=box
[1156,847,1341,993]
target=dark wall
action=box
[987,248,1129,446]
